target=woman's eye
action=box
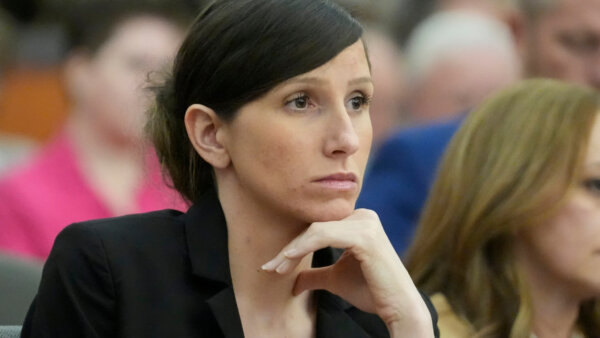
[583,179,600,195]
[285,94,312,111]
[347,94,370,111]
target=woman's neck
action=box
[66,112,146,215]
[529,287,580,338]
[516,247,581,338]
[218,179,316,338]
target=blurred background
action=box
[2,0,599,325]
[0,0,518,174]
[0,0,202,173]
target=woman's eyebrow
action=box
[284,76,373,86]
[348,76,373,86]
[286,77,326,85]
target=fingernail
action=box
[261,259,278,271]
[275,260,290,274]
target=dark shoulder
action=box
[63,209,186,239]
[53,209,187,263]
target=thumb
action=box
[293,266,334,296]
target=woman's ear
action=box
[184,104,231,168]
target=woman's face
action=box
[221,40,373,223]
[518,114,600,300]
[76,16,182,144]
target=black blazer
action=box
[22,190,439,337]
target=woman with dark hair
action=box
[21,0,438,337]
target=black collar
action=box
[185,188,231,285]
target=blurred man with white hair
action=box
[403,10,520,123]
[358,0,600,254]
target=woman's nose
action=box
[323,105,360,158]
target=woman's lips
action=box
[314,173,358,190]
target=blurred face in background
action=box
[517,115,600,301]
[408,47,519,123]
[520,0,600,90]
[70,15,183,145]
[403,10,521,124]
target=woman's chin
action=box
[302,203,356,223]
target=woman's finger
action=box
[263,219,385,275]
[262,221,356,275]
[284,221,363,257]
[292,266,333,296]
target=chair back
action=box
[0,254,42,325]
[0,325,21,338]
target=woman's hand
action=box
[261,209,434,337]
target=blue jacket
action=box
[357,118,462,255]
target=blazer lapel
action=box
[206,287,245,338]
[185,189,231,283]
[184,189,245,338]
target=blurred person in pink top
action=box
[0,1,196,260]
